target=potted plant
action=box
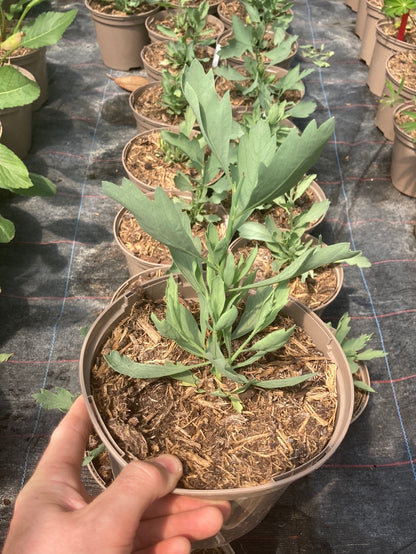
[327,312,386,422]
[217,0,294,31]
[391,98,416,196]
[0,63,39,157]
[144,0,224,43]
[359,0,384,64]
[234,193,370,314]
[79,61,355,549]
[117,112,227,275]
[367,0,416,96]
[376,51,416,140]
[85,0,159,70]
[0,0,77,109]
[141,0,216,80]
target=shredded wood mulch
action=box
[90,293,338,490]
[218,0,247,22]
[124,130,198,191]
[142,42,214,75]
[387,51,416,91]
[132,84,186,126]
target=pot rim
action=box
[393,99,416,143]
[85,0,159,20]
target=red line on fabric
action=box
[7,359,79,364]
[316,103,378,110]
[373,374,416,384]
[12,240,115,247]
[325,217,416,226]
[324,459,416,469]
[1,294,111,300]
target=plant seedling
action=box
[327,313,386,392]
[382,0,416,41]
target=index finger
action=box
[37,395,92,480]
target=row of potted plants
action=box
[64,0,389,549]
[347,0,416,197]
[0,0,77,242]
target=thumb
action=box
[84,455,182,545]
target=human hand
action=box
[3,395,230,554]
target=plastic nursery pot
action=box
[140,42,216,83]
[375,52,416,141]
[345,0,359,12]
[79,275,354,548]
[110,267,171,303]
[0,66,36,159]
[390,101,416,198]
[145,9,224,44]
[216,28,298,70]
[359,0,383,65]
[129,82,178,133]
[113,207,172,277]
[355,0,368,39]
[85,0,159,70]
[351,362,371,423]
[8,47,48,110]
[367,19,416,97]
[121,127,192,195]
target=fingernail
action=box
[151,454,183,475]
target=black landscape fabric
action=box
[1,0,416,552]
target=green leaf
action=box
[214,305,238,331]
[33,387,78,413]
[0,214,15,243]
[82,443,106,467]
[103,180,203,261]
[0,143,32,191]
[356,349,387,361]
[249,325,295,354]
[353,379,376,393]
[182,60,233,171]
[20,9,77,49]
[105,351,199,385]
[0,64,40,109]
[0,353,13,363]
[16,173,56,196]
[253,372,316,389]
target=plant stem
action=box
[397,11,409,41]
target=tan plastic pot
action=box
[145,9,224,43]
[122,127,193,194]
[345,0,359,12]
[391,101,416,198]
[114,207,172,277]
[85,0,159,70]
[367,19,416,96]
[355,0,368,38]
[79,274,353,548]
[375,53,416,141]
[8,47,48,110]
[0,66,36,159]
[140,42,215,82]
[359,0,383,65]
[129,82,177,133]
[351,362,371,423]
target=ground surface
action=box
[1,0,415,552]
